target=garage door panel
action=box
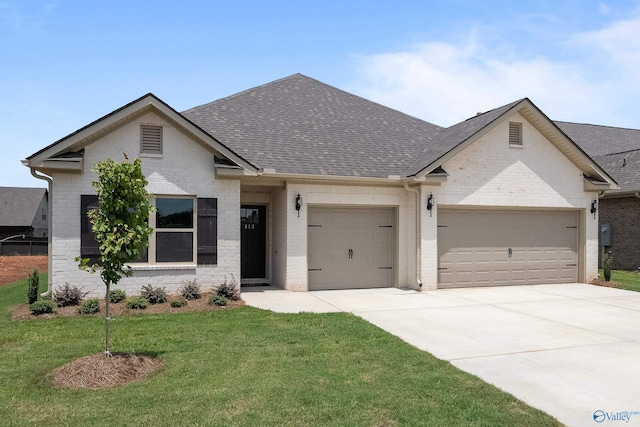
[439,209,578,288]
[308,207,395,290]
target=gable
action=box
[24,94,258,177]
[439,112,588,207]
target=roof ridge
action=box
[461,98,527,123]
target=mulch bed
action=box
[50,352,165,389]
[11,292,244,321]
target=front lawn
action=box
[0,276,560,426]
[598,269,640,292]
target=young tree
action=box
[77,156,153,356]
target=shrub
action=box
[179,279,201,300]
[216,274,240,301]
[209,294,227,306]
[126,296,148,310]
[603,251,613,282]
[79,298,100,314]
[109,289,127,304]
[140,284,167,304]
[27,268,39,304]
[29,300,55,315]
[170,298,187,308]
[53,283,88,307]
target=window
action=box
[154,197,194,263]
[80,195,217,266]
[509,122,523,146]
[140,125,163,155]
[42,208,47,220]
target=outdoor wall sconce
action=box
[426,193,434,217]
[591,199,597,218]
[295,193,303,217]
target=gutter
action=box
[29,167,53,298]
[403,182,422,290]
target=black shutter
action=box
[80,195,100,264]
[197,198,217,265]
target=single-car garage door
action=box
[308,207,395,290]
[438,209,578,288]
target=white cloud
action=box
[350,18,640,129]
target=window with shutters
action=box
[140,125,163,155]
[509,122,523,147]
[80,195,217,266]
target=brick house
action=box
[557,123,640,270]
[23,74,616,297]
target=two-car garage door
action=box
[308,207,395,290]
[438,209,579,288]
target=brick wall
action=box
[51,111,241,298]
[598,197,640,270]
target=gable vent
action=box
[509,122,523,146]
[141,125,163,154]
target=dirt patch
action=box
[11,293,244,321]
[50,352,164,389]
[0,256,48,286]
[590,278,624,288]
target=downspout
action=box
[403,182,422,290]
[30,168,53,298]
[635,192,640,199]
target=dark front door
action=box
[241,205,266,279]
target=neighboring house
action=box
[556,122,640,270]
[0,187,48,239]
[23,74,616,297]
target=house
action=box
[0,187,48,239]
[23,74,616,297]
[556,122,640,270]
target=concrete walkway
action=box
[242,284,640,427]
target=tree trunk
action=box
[105,282,112,357]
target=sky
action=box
[2,0,639,188]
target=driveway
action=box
[243,284,640,427]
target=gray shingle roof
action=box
[0,187,47,227]
[593,150,640,194]
[555,121,640,191]
[555,121,640,157]
[182,74,444,178]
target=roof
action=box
[593,150,640,195]
[555,121,640,192]
[555,122,640,157]
[182,74,444,178]
[0,187,47,227]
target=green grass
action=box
[0,276,560,426]
[599,269,640,292]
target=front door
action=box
[241,205,266,279]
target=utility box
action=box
[599,224,612,247]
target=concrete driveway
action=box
[243,284,640,427]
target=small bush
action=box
[79,298,100,314]
[53,283,88,307]
[603,251,613,282]
[170,298,188,308]
[126,296,148,310]
[140,284,167,304]
[27,268,39,304]
[179,279,201,300]
[109,289,127,304]
[209,294,227,306]
[29,300,55,315]
[216,274,240,301]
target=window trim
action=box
[145,195,197,266]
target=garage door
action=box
[438,209,578,288]
[308,207,395,290]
